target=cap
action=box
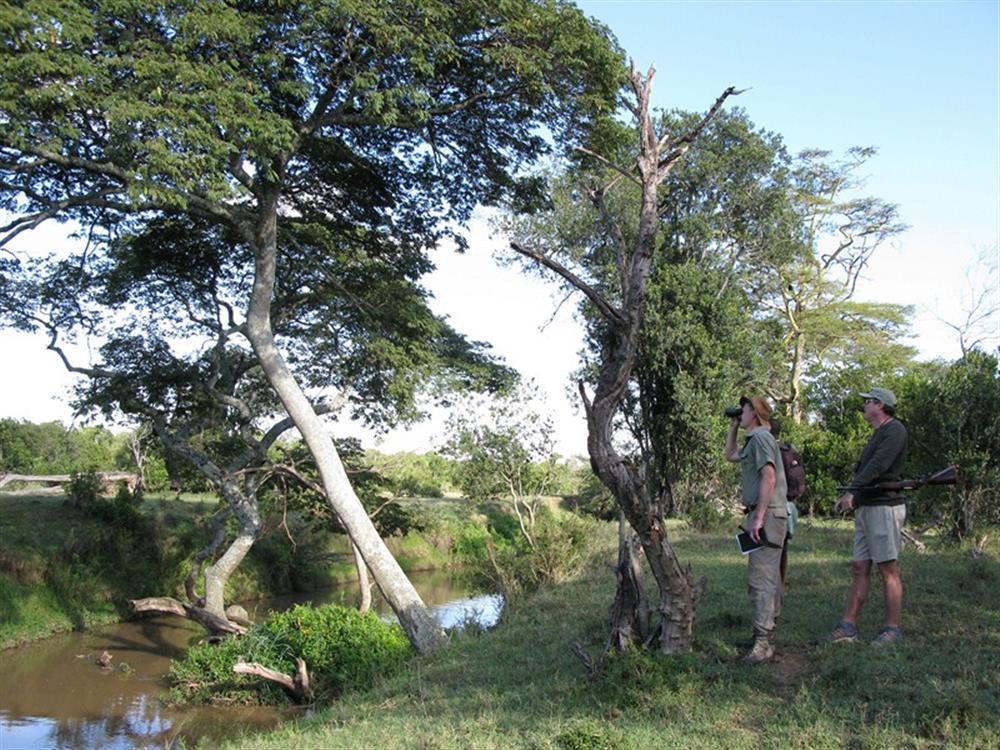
[859,387,897,408]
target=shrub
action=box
[168,603,412,705]
[570,471,618,521]
[65,470,102,508]
[452,508,598,598]
[684,493,735,532]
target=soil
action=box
[772,645,811,692]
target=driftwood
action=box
[96,650,114,670]
[234,657,314,703]
[972,534,991,559]
[129,597,247,635]
[901,528,927,554]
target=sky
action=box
[1,0,998,457]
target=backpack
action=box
[780,442,806,501]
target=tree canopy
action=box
[0,0,626,651]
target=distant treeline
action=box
[3,345,998,540]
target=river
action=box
[0,570,502,750]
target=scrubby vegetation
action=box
[168,603,412,706]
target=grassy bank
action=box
[217,519,1000,750]
[0,493,467,649]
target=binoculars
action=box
[724,405,743,418]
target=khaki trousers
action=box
[746,507,788,634]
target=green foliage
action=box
[65,469,102,508]
[265,438,424,538]
[553,720,621,750]
[683,491,735,532]
[896,351,1000,536]
[369,450,458,498]
[569,469,618,521]
[0,419,124,475]
[169,603,412,705]
[452,508,596,598]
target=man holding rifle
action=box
[819,387,908,648]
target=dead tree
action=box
[512,66,738,653]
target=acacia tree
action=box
[510,66,737,653]
[0,0,623,652]
[765,147,911,422]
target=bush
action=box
[65,470,102,508]
[684,494,734,532]
[168,603,412,705]
[452,508,598,598]
[570,471,618,521]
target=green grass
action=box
[216,518,1000,750]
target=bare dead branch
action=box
[573,146,642,187]
[234,658,314,703]
[510,241,624,328]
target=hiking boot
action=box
[741,634,775,665]
[871,626,903,648]
[816,620,858,645]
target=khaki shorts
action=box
[854,504,906,564]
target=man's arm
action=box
[748,463,776,542]
[725,417,741,462]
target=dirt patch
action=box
[772,645,811,691]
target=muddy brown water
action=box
[0,571,502,750]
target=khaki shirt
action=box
[740,426,787,511]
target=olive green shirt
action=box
[740,426,787,511]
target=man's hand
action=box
[834,493,854,514]
[747,512,766,543]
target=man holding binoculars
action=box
[724,396,788,665]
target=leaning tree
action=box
[2,211,507,634]
[0,0,624,652]
[509,66,737,653]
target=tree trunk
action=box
[352,542,372,613]
[203,503,260,616]
[607,513,649,651]
[245,205,443,653]
[789,329,806,424]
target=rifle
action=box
[839,465,959,493]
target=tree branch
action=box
[510,241,625,328]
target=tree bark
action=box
[244,201,443,654]
[607,513,649,651]
[352,542,373,613]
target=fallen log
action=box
[234,657,314,703]
[129,596,247,636]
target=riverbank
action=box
[218,519,1000,750]
[0,492,468,650]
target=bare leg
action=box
[842,560,872,624]
[877,560,903,628]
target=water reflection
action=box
[0,571,501,750]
